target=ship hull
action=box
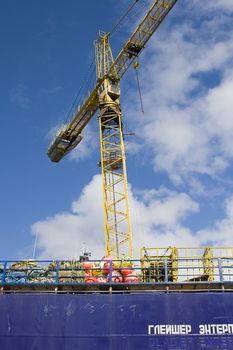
[1,292,233,349]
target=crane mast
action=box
[47,0,178,258]
[95,32,132,258]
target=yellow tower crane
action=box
[47,0,178,259]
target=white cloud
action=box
[31,1,233,261]
[31,175,199,259]
[32,175,104,260]
[129,185,199,253]
[203,71,233,157]
[196,196,233,246]
[31,176,233,259]
[124,2,233,184]
[45,0,233,184]
[198,0,233,11]
[125,139,143,155]
[68,124,98,162]
[11,84,30,108]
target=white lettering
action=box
[166,325,172,334]
[199,325,205,335]
[217,325,223,334]
[148,324,192,335]
[148,325,154,335]
[149,323,233,336]
[154,325,160,334]
[199,324,233,335]
[222,325,228,334]
[181,325,187,334]
[160,325,166,334]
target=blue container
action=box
[0,292,233,349]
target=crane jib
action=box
[47,0,178,163]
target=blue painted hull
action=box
[0,292,233,349]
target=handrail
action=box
[1,258,233,286]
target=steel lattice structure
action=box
[48,0,178,258]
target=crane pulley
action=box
[47,0,178,258]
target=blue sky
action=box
[1,0,233,260]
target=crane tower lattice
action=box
[47,0,178,258]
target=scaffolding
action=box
[140,247,233,283]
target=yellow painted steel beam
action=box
[48,0,178,163]
[47,0,178,258]
[99,100,132,258]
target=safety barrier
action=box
[0,257,233,286]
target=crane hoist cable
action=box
[63,1,140,126]
[134,61,144,114]
[64,55,96,124]
[48,0,179,258]
[109,0,140,37]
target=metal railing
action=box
[0,257,233,287]
[141,246,233,260]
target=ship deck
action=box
[2,280,233,294]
